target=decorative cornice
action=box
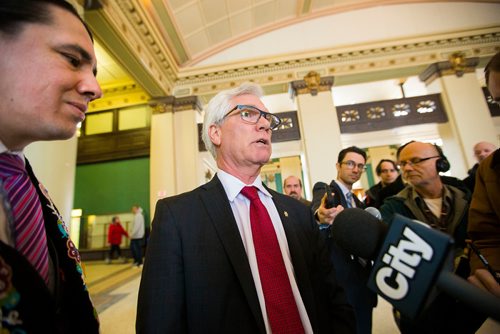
[419,54,480,85]
[88,83,150,112]
[173,29,500,99]
[173,96,202,112]
[149,96,175,114]
[149,96,202,114]
[89,0,178,95]
[290,73,334,97]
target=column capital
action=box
[149,96,202,114]
[419,52,479,85]
[290,71,334,97]
[149,96,175,114]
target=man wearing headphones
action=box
[380,141,468,246]
[380,141,483,333]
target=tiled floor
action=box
[85,260,499,334]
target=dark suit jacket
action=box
[136,175,355,334]
[311,181,377,334]
[0,159,99,333]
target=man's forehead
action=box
[231,94,266,109]
[344,152,365,161]
[401,142,434,157]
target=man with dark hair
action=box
[365,159,404,208]
[0,0,102,332]
[283,175,311,206]
[137,82,355,333]
[311,146,377,334]
[467,52,500,299]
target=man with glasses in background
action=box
[137,82,355,333]
[311,146,377,334]
[380,141,485,333]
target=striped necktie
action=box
[240,186,304,334]
[345,191,354,208]
[0,154,49,284]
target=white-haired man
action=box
[137,82,355,333]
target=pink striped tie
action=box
[0,154,49,284]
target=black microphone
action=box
[332,208,500,321]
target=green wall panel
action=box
[74,157,150,221]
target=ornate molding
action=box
[174,29,500,98]
[419,54,480,84]
[149,96,175,114]
[88,82,149,112]
[149,96,201,114]
[290,73,334,97]
[89,0,178,95]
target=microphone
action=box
[332,208,500,321]
[364,206,382,220]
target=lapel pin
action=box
[284,211,288,217]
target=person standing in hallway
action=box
[462,141,497,192]
[467,51,500,299]
[131,205,145,267]
[107,216,129,264]
[0,0,102,332]
[283,175,311,206]
[137,82,355,333]
[311,146,377,334]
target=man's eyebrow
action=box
[60,43,98,76]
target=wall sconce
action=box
[449,52,467,77]
[304,71,321,96]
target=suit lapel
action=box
[200,176,266,333]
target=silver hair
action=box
[201,82,264,158]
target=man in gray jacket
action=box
[131,205,145,267]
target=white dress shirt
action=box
[217,170,313,334]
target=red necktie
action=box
[0,154,49,284]
[240,186,304,334]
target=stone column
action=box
[172,96,202,194]
[149,97,176,219]
[290,72,341,186]
[420,53,497,177]
[149,96,202,219]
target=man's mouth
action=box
[255,138,269,145]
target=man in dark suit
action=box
[136,83,355,333]
[0,1,102,332]
[311,146,377,334]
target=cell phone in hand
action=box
[324,184,335,209]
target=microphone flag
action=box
[367,213,453,319]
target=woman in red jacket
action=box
[106,216,129,264]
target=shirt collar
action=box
[0,140,24,160]
[334,179,351,197]
[217,169,272,202]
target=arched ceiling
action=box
[84,0,500,108]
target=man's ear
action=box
[208,124,221,146]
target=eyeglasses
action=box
[223,105,282,130]
[398,156,440,168]
[341,160,366,171]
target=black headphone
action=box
[433,144,450,173]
